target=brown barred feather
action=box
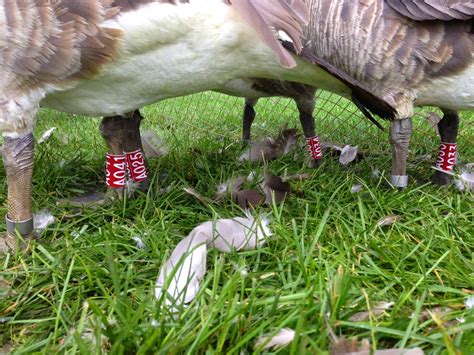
[0,0,123,92]
[303,0,473,118]
[386,0,474,21]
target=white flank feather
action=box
[155,213,271,308]
[255,328,296,350]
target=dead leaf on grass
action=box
[182,187,214,205]
[376,214,401,228]
[232,189,265,209]
[349,301,394,322]
[264,169,291,204]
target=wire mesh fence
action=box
[144,90,473,162]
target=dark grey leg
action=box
[100,110,148,198]
[432,111,459,185]
[296,95,321,167]
[242,98,257,142]
[390,117,413,188]
[1,133,35,251]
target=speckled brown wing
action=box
[386,0,474,21]
[301,0,473,119]
[0,0,122,92]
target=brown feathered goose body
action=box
[304,0,474,118]
[223,0,474,120]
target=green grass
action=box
[1,92,473,354]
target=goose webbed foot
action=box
[1,132,36,253]
[389,117,413,189]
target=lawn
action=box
[1,92,473,354]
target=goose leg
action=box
[1,132,35,251]
[242,98,257,142]
[390,117,413,188]
[297,94,321,167]
[432,111,459,185]
[100,110,148,198]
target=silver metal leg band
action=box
[6,215,34,236]
[390,175,409,188]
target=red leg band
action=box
[126,149,148,182]
[435,142,457,171]
[306,136,323,160]
[106,153,127,188]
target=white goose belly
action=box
[40,2,269,116]
[40,0,350,117]
[415,64,474,111]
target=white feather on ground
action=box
[38,127,57,144]
[132,236,146,249]
[141,130,167,159]
[351,183,363,193]
[155,212,271,308]
[254,328,296,350]
[349,301,394,322]
[432,163,474,191]
[33,210,55,232]
[466,296,474,309]
[339,145,359,165]
[454,163,474,191]
[215,176,246,199]
[376,214,401,228]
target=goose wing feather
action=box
[386,0,474,21]
[224,0,309,68]
[281,41,396,120]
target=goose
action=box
[219,0,473,188]
[0,0,393,250]
[309,0,473,188]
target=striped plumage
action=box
[304,0,474,118]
